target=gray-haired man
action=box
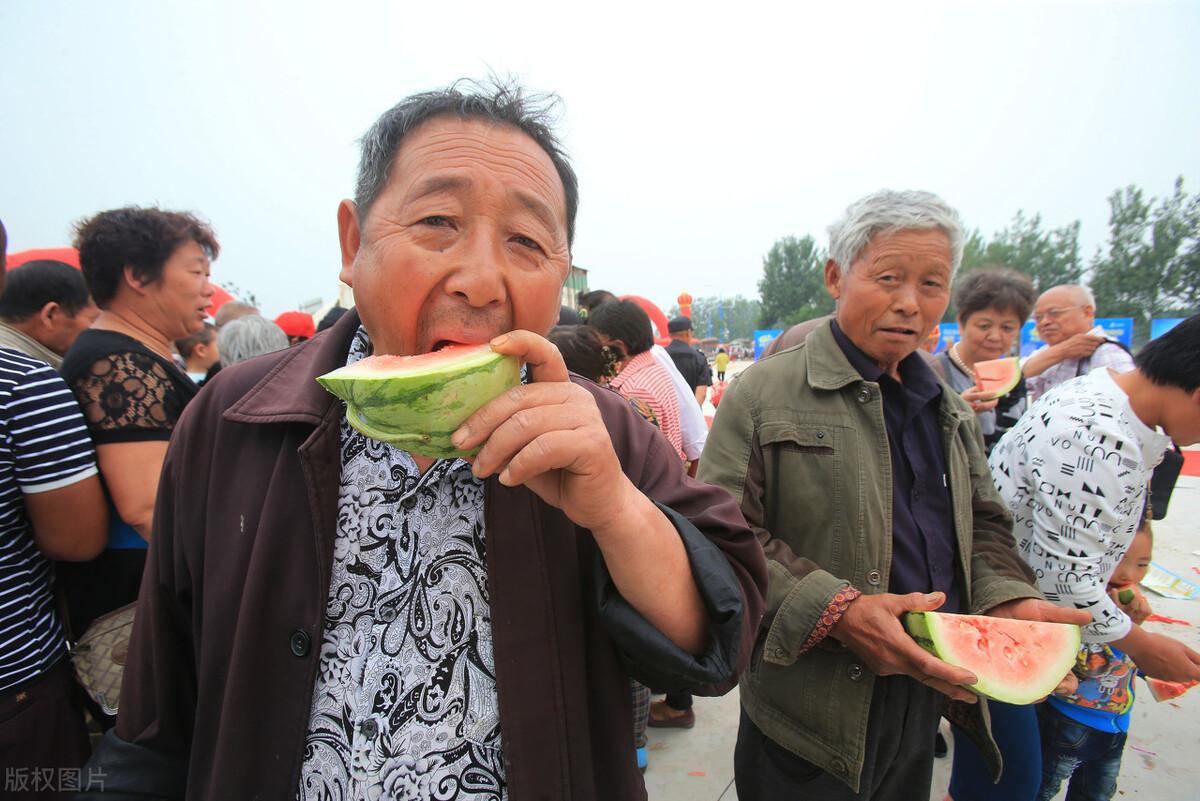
[700,190,1087,800]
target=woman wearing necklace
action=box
[934,265,1035,454]
[57,208,218,728]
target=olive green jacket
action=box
[698,320,1041,792]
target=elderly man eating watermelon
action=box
[77,81,768,801]
[699,189,1090,801]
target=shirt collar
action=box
[830,320,942,404]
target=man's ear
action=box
[338,200,360,288]
[824,259,844,302]
[38,302,61,328]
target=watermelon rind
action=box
[317,346,521,458]
[973,357,1021,401]
[903,611,1081,705]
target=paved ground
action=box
[650,363,1200,800]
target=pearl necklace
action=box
[948,343,975,379]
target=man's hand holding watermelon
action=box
[450,329,711,656]
[832,591,1089,703]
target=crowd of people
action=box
[1,80,1199,801]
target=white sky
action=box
[3,0,1198,317]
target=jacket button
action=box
[360,718,379,739]
[856,387,872,404]
[816,430,825,439]
[379,604,398,623]
[289,629,311,657]
[866,570,882,586]
[832,757,847,775]
[773,647,788,661]
[847,663,864,681]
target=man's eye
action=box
[421,215,452,227]
[512,234,544,253]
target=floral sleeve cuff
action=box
[797,585,862,654]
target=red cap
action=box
[274,311,315,339]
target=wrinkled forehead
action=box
[390,117,567,218]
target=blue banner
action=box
[1151,317,1186,340]
[753,329,784,360]
[1095,317,1133,348]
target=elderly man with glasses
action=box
[1023,284,1134,402]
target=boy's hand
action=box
[1109,584,1152,625]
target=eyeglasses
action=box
[1032,306,1081,324]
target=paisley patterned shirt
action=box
[298,327,505,801]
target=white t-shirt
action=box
[989,367,1170,643]
[651,345,707,460]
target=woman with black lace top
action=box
[57,209,217,720]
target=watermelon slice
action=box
[973,357,1021,400]
[317,344,521,458]
[1144,677,1198,702]
[904,611,1081,704]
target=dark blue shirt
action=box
[831,322,960,613]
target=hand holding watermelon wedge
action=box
[830,590,981,704]
[453,330,710,653]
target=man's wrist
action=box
[801,584,862,654]
[588,479,652,546]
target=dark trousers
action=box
[734,675,942,801]
[0,656,92,800]
[1035,704,1126,801]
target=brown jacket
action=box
[81,310,767,801]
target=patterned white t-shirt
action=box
[298,328,504,801]
[989,367,1170,643]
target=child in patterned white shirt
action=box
[1036,519,1153,801]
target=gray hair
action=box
[1054,283,1096,308]
[218,314,289,367]
[828,189,965,276]
[355,79,579,246]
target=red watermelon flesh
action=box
[973,357,1021,400]
[1144,677,1198,702]
[904,611,1081,704]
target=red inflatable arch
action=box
[620,294,671,346]
[7,246,236,318]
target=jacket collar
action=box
[224,307,363,426]
[804,318,870,391]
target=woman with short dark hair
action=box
[587,301,686,460]
[937,265,1036,453]
[58,207,218,728]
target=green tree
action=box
[948,213,1082,321]
[669,295,762,341]
[756,235,834,328]
[1090,177,1200,345]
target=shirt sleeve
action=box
[651,346,707,459]
[1091,343,1136,375]
[989,419,1135,643]
[6,363,98,493]
[68,351,178,444]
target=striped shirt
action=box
[609,350,687,461]
[0,348,98,693]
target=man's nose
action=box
[891,282,920,314]
[444,231,507,308]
